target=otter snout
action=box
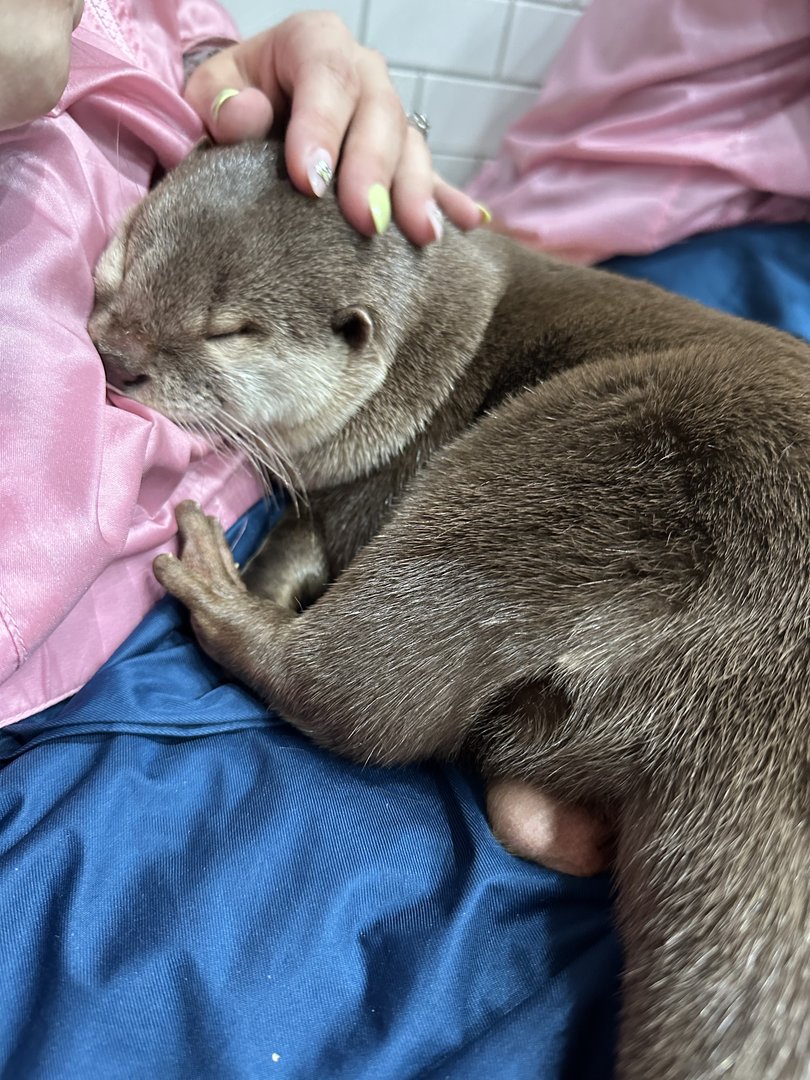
[88,311,153,393]
[98,352,151,392]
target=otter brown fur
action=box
[88,140,810,1080]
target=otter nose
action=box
[88,313,153,392]
[99,351,151,392]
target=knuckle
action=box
[363,150,390,180]
[284,10,353,58]
[395,100,411,138]
[406,122,432,158]
[303,50,361,101]
[296,101,346,147]
[398,127,433,179]
[317,10,350,34]
[324,53,361,99]
[290,9,348,33]
[377,84,405,121]
[340,144,390,190]
[362,48,389,75]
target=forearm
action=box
[0,0,83,130]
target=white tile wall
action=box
[387,69,420,113]
[222,0,589,186]
[420,76,538,158]
[501,3,580,85]
[227,0,366,37]
[366,0,511,80]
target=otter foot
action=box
[486,779,614,877]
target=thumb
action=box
[184,41,276,144]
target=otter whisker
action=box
[173,409,287,503]
[218,406,308,513]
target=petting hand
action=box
[0,0,84,130]
[184,11,486,246]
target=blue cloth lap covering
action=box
[1,222,808,1079]
[606,223,810,341]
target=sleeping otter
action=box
[88,139,810,1080]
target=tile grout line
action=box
[494,0,519,81]
[412,71,426,115]
[358,0,371,42]
[432,154,489,164]
[419,67,543,93]
[519,0,585,8]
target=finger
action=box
[184,41,276,143]
[276,14,365,199]
[433,173,490,233]
[389,126,442,246]
[331,51,409,236]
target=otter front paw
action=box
[154,500,245,605]
[154,501,268,672]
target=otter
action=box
[88,140,810,1080]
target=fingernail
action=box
[478,203,492,225]
[211,87,240,123]
[306,149,333,197]
[427,199,443,242]
[368,183,391,235]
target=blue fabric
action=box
[0,504,619,1080]
[2,221,808,1080]
[605,222,810,344]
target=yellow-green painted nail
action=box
[478,203,492,225]
[368,184,391,235]
[211,87,240,123]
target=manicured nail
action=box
[306,149,334,197]
[427,199,443,242]
[368,184,391,235]
[211,87,240,123]
[477,203,492,225]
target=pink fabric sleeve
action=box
[0,0,260,725]
[466,0,810,263]
[175,0,239,54]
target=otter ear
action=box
[331,306,374,350]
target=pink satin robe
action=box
[0,0,261,725]
[468,0,810,263]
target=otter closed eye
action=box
[206,324,263,340]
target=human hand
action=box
[0,0,83,130]
[184,11,486,246]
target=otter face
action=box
[88,141,408,475]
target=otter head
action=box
[88,140,427,483]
